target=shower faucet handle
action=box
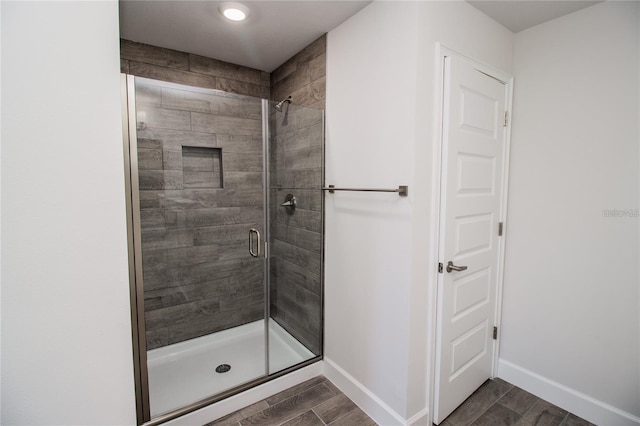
[280,194,296,215]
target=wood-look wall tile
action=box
[271,64,310,104]
[272,257,320,296]
[293,228,322,254]
[272,240,321,275]
[140,228,194,251]
[166,309,245,344]
[154,128,218,148]
[293,35,326,66]
[284,146,322,171]
[135,82,163,107]
[183,206,263,228]
[260,71,271,86]
[224,172,263,189]
[137,147,163,170]
[215,188,263,207]
[161,87,262,118]
[143,107,191,131]
[121,39,189,70]
[216,77,270,99]
[144,284,200,310]
[140,210,166,230]
[219,287,263,311]
[145,298,221,330]
[295,106,323,130]
[223,152,263,172]
[121,59,130,74]
[192,224,257,245]
[217,134,263,153]
[271,59,297,87]
[309,53,326,81]
[138,170,183,190]
[190,54,266,86]
[191,112,262,136]
[129,61,217,90]
[288,79,325,109]
[146,328,169,350]
[278,122,322,152]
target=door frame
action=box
[427,44,514,425]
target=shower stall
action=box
[122,75,324,424]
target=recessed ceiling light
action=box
[219,2,249,22]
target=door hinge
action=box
[503,111,509,127]
[498,222,504,236]
[438,262,443,273]
[493,326,498,340]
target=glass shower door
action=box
[126,76,268,419]
[268,101,324,374]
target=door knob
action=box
[446,261,467,273]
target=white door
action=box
[433,53,509,424]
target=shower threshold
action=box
[147,319,314,418]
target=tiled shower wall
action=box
[271,35,326,109]
[269,35,326,355]
[135,80,266,350]
[121,39,270,98]
[122,37,326,354]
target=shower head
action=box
[274,96,292,112]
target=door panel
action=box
[434,55,508,424]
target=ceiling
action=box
[119,1,371,72]
[467,1,601,33]
[119,0,601,73]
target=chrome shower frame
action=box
[121,75,325,426]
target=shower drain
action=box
[215,364,231,373]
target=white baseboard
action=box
[498,359,640,426]
[324,357,428,426]
[406,408,429,425]
[163,361,324,426]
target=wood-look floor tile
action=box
[328,407,377,426]
[313,392,358,424]
[559,413,595,426]
[443,379,512,426]
[205,400,269,425]
[323,379,341,395]
[498,386,539,415]
[265,376,329,406]
[471,403,521,426]
[281,410,325,426]
[240,383,334,426]
[516,399,568,426]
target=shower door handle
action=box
[249,228,261,258]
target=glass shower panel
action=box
[130,77,267,418]
[268,102,324,374]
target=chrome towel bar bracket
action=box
[321,185,408,196]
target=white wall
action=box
[1,2,136,424]
[501,2,640,424]
[325,2,512,423]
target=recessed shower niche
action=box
[182,146,223,189]
[122,75,324,424]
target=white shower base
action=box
[147,319,315,417]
